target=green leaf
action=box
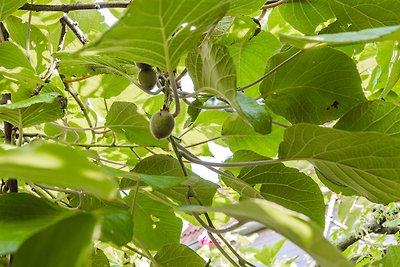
[334,100,400,138]
[227,0,266,16]
[137,174,187,189]
[373,245,400,266]
[78,0,229,70]
[0,93,65,128]
[57,53,136,79]
[187,42,271,134]
[279,123,400,203]
[280,25,400,49]
[260,47,366,124]
[5,16,48,74]
[0,143,117,199]
[277,0,334,34]
[95,207,133,247]
[383,45,400,98]
[222,113,284,157]
[187,42,237,106]
[134,155,217,206]
[0,1,26,20]
[0,193,71,254]
[105,101,168,148]
[153,243,206,267]
[133,192,182,251]
[367,41,396,94]
[329,0,400,31]
[89,249,110,267]
[229,31,281,96]
[0,42,42,94]
[234,150,325,226]
[13,214,97,267]
[219,16,261,45]
[180,199,352,267]
[236,92,272,134]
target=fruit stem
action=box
[168,69,181,118]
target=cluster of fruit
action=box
[137,63,175,140]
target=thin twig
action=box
[188,207,244,234]
[187,190,254,267]
[19,2,130,12]
[272,120,289,129]
[36,184,83,194]
[184,136,222,148]
[257,9,267,21]
[176,142,279,167]
[183,98,230,110]
[130,180,140,216]
[261,0,286,10]
[169,136,188,176]
[60,14,88,44]
[177,125,194,139]
[61,78,96,142]
[324,193,337,238]
[208,232,241,267]
[47,122,106,131]
[124,245,149,259]
[99,157,126,167]
[32,17,67,96]
[169,70,181,118]
[132,236,158,266]
[238,49,304,91]
[175,68,187,82]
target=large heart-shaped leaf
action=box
[78,0,229,71]
[260,47,366,124]
[279,123,400,203]
[180,199,352,267]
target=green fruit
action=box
[136,62,152,70]
[150,110,175,139]
[138,69,157,90]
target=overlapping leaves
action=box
[78,0,229,71]
[187,41,272,134]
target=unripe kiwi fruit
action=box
[150,110,175,139]
[138,69,157,91]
